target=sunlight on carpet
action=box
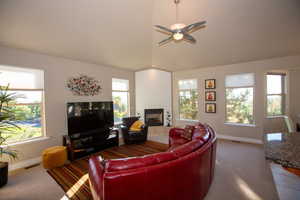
[235,175,263,200]
[61,195,69,200]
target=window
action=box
[0,65,44,144]
[266,73,286,116]
[178,79,198,120]
[112,78,130,124]
[225,73,254,124]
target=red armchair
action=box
[89,123,217,200]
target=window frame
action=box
[225,73,255,125]
[178,79,199,121]
[266,72,286,117]
[3,87,46,144]
[112,78,130,124]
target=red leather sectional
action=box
[89,123,217,200]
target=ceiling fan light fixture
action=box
[173,32,184,40]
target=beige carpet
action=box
[0,165,65,200]
[0,138,279,200]
[205,140,278,200]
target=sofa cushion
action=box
[104,151,177,172]
[170,140,204,157]
[143,151,177,164]
[172,137,190,146]
[128,131,143,136]
[105,157,151,172]
[167,143,181,151]
[182,125,195,140]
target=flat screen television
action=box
[67,101,114,136]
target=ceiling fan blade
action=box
[182,21,206,33]
[158,36,173,46]
[156,29,173,36]
[183,34,196,44]
[154,25,175,34]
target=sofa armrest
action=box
[120,125,128,130]
[141,125,148,135]
[89,156,105,200]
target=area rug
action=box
[47,141,168,200]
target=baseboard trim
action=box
[9,156,41,171]
[217,134,263,145]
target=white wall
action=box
[173,56,300,142]
[0,46,135,166]
[135,69,172,125]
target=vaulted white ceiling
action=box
[0,0,300,71]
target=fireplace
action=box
[144,109,164,126]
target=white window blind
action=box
[267,75,283,94]
[225,73,254,88]
[112,78,129,91]
[0,65,44,89]
[178,79,197,90]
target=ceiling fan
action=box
[154,0,206,46]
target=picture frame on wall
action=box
[205,79,216,89]
[205,91,216,101]
[205,103,216,113]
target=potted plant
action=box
[0,85,18,187]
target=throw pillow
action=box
[129,120,144,131]
[182,125,195,140]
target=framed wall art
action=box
[205,91,216,101]
[205,103,216,113]
[67,74,102,96]
[205,79,216,89]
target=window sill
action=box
[114,122,123,128]
[2,136,50,148]
[224,122,256,128]
[177,119,199,123]
[266,115,285,119]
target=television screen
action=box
[67,101,114,135]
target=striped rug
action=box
[47,141,168,200]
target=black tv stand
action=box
[63,128,119,161]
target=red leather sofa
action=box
[89,123,217,200]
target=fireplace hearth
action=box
[144,109,164,126]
